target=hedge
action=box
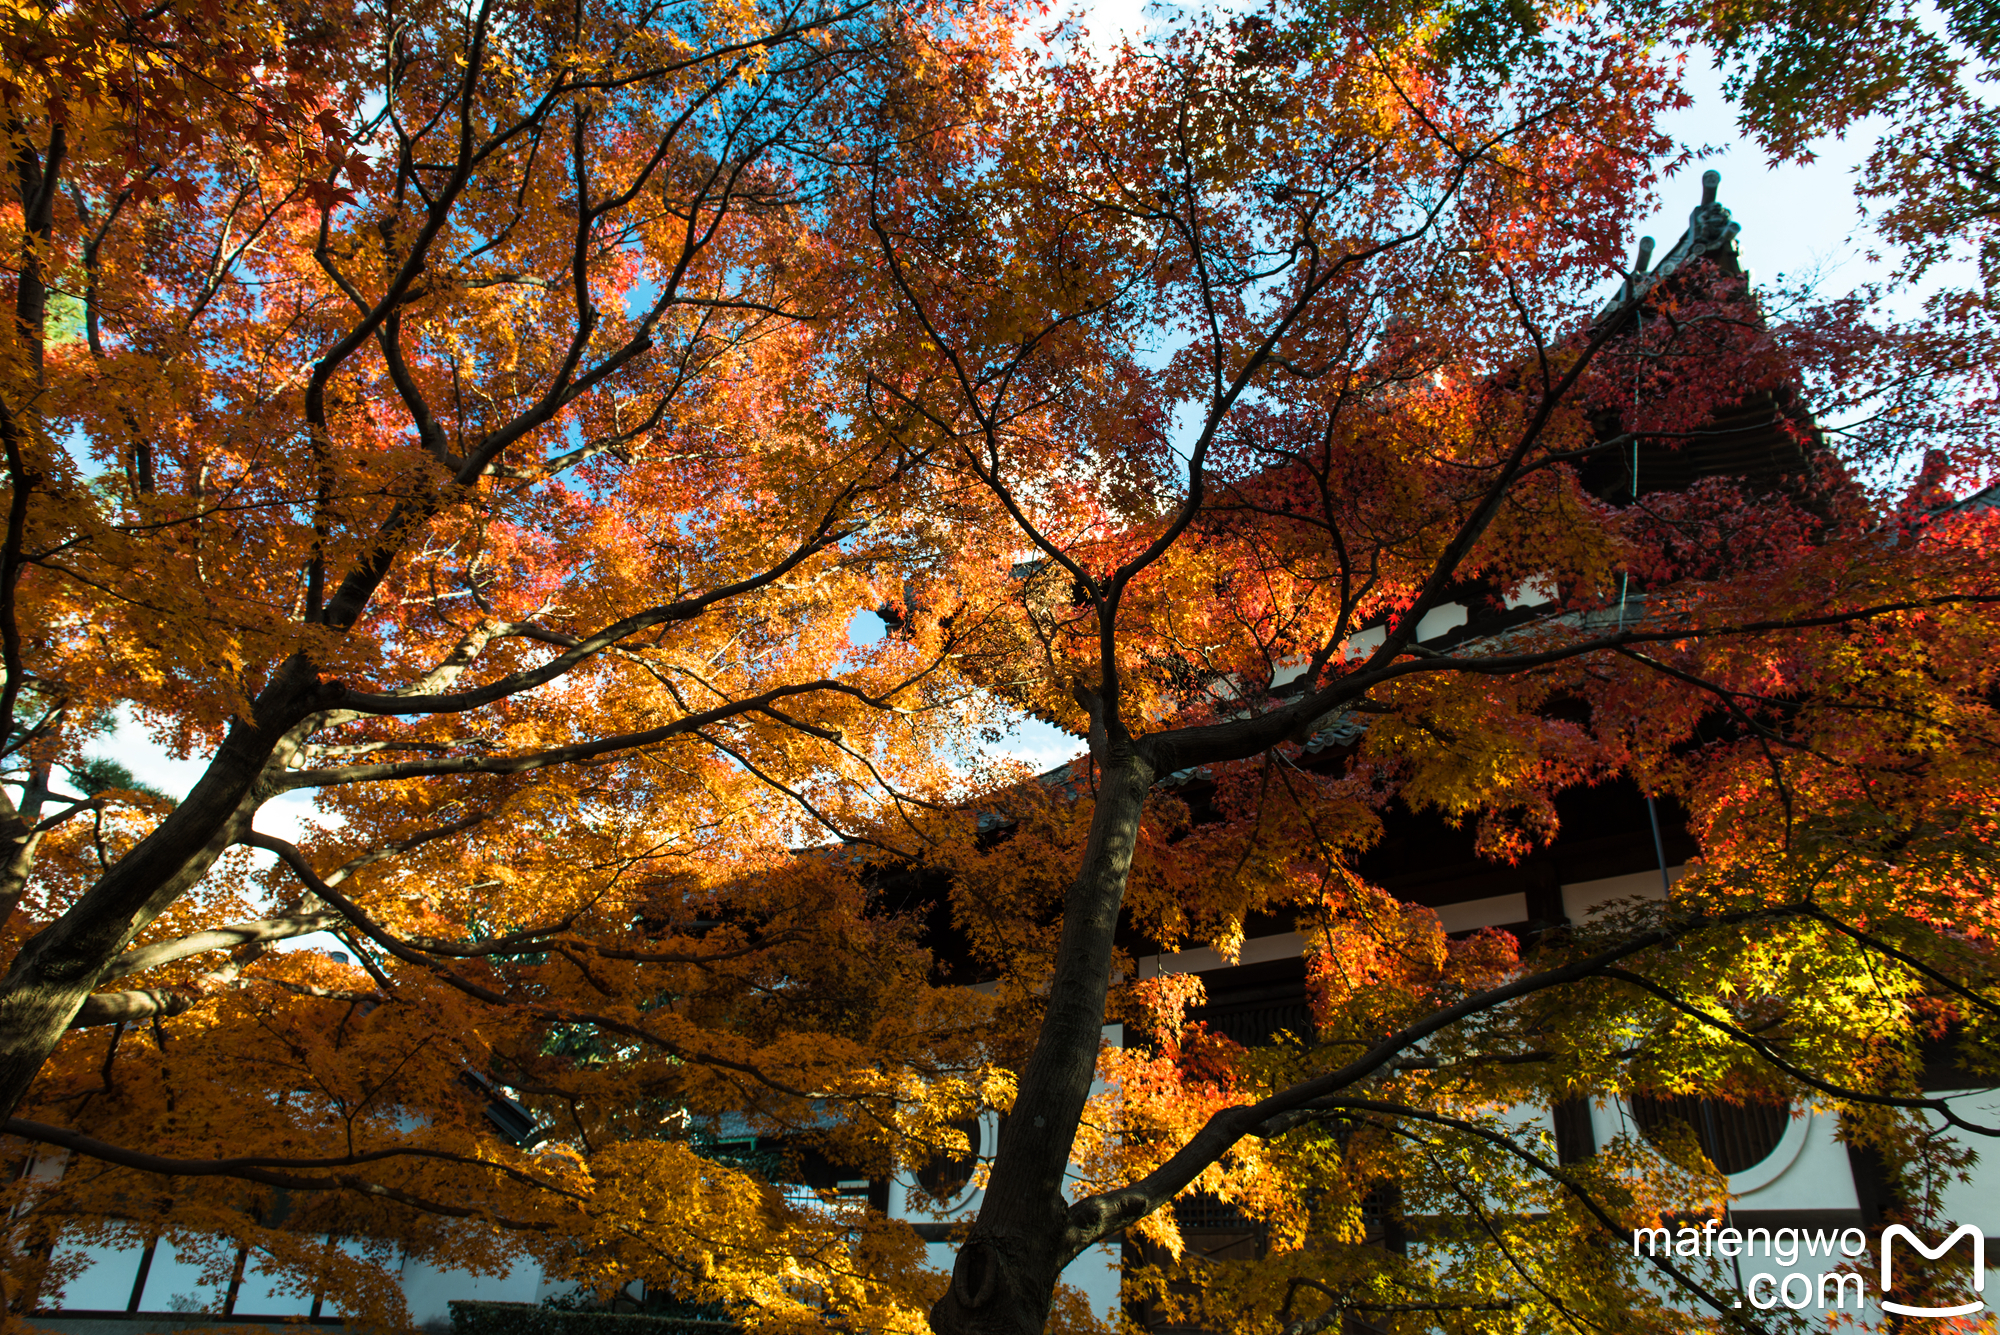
[449,1301,740,1335]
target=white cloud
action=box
[80,707,344,835]
[79,706,210,801]
[980,714,1084,774]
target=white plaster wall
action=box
[1734,1111,1859,1212]
[1135,897,1531,979]
[1467,1105,1558,1213]
[1059,1242,1123,1322]
[907,1192,1121,1321]
[401,1253,546,1327]
[321,1238,419,1318]
[917,1236,1123,1313]
[1560,867,1681,921]
[1588,1100,1860,1212]
[1137,933,1305,978]
[36,1232,533,1321]
[1435,893,1527,933]
[1505,579,1556,609]
[1920,1088,2000,1243]
[133,1237,233,1312]
[229,1250,315,1317]
[895,1025,1125,1324]
[41,1237,143,1311]
[1414,604,1469,642]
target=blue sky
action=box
[1640,56,1901,303]
[971,27,1922,773]
[84,31,1910,790]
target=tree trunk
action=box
[931,745,1155,1335]
[0,655,326,1119]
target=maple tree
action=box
[0,0,1042,1322]
[841,11,2000,1335]
[1643,0,1997,298]
[4,0,1999,1328]
[1323,0,2000,298]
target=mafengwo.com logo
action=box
[1632,1221,1988,1316]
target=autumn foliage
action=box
[1,0,1033,1321]
[2,0,1999,1329]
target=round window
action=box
[916,1116,981,1201]
[1630,1092,1791,1175]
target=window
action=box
[1629,1092,1791,1175]
[916,1116,981,1202]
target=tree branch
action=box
[99,911,348,982]
[1,1117,577,1226]
[1061,907,1810,1255]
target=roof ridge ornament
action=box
[1621,234,1657,302]
[1597,171,1742,322]
[1687,168,1736,252]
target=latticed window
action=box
[1629,1092,1791,1174]
[1172,1193,1255,1231]
[916,1116,981,1202]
